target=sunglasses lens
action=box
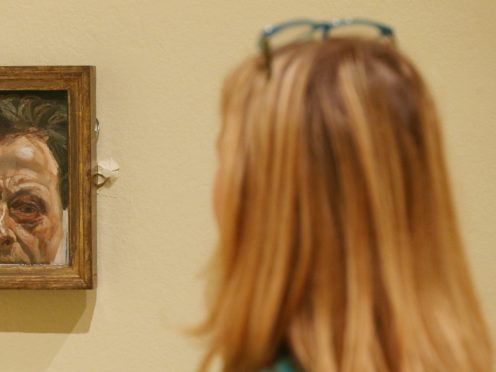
[329,24,389,38]
[270,24,318,49]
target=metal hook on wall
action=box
[92,118,120,190]
[92,172,110,189]
[94,118,100,141]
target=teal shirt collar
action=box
[259,357,296,372]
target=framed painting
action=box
[0,66,96,289]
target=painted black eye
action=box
[8,194,45,224]
[19,205,36,214]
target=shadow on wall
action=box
[0,289,96,333]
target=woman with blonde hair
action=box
[198,18,493,372]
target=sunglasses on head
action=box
[258,18,395,79]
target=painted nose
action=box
[0,205,15,246]
[0,232,15,246]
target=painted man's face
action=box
[0,134,63,264]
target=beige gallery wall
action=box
[0,0,493,371]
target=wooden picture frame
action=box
[0,66,96,289]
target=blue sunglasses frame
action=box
[258,18,395,79]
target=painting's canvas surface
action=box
[0,91,68,265]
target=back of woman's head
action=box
[201,37,492,372]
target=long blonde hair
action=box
[198,37,493,372]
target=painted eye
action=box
[18,204,37,214]
[9,194,45,224]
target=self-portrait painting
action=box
[0,66,95,289]
[0,92,68,265]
